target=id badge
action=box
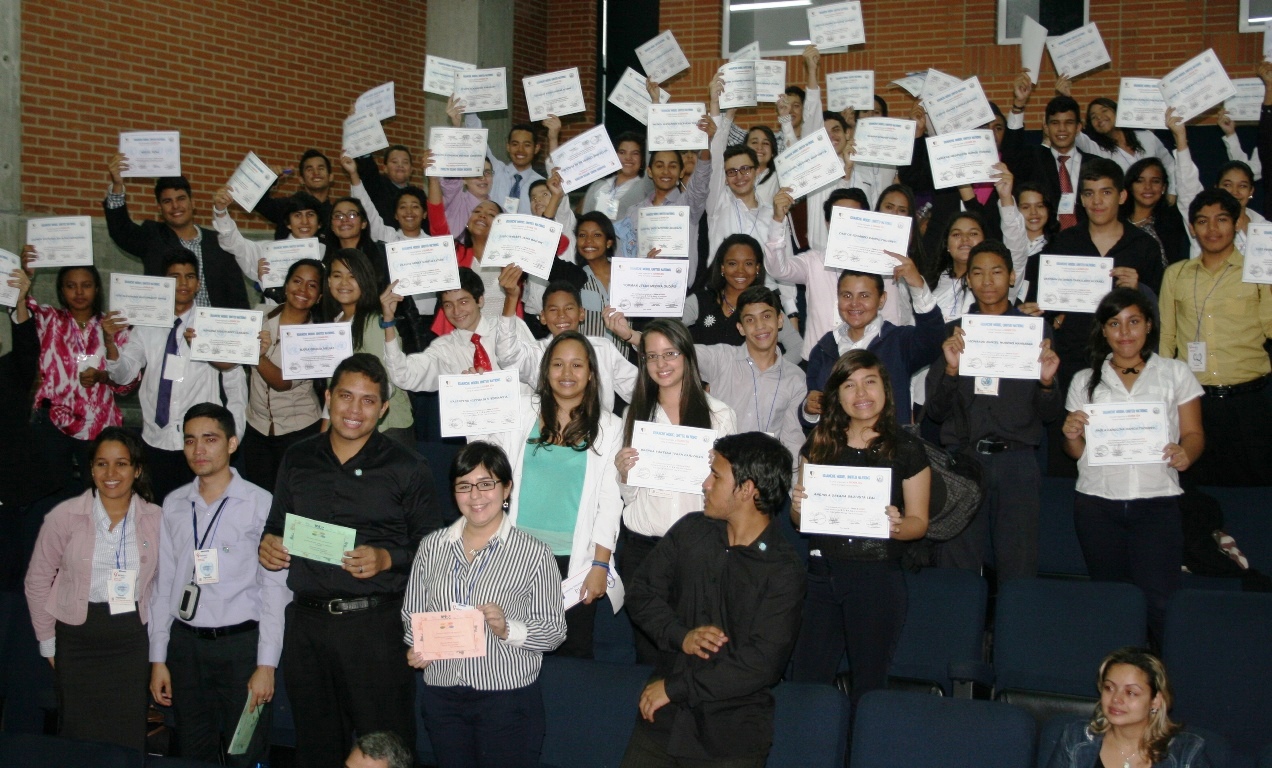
[194,548,220,585]
[452,602,476,611]
[163,353,187,382]
[1187,341,1207,372]
[605,196,621,220]
[76,353,102,372]
[502,195,520,214]
[1058,193,1076,215]
[108,569,138,615]
[975,376,1000,396]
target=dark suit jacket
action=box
[1001,126,1090,205]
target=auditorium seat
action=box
[850,690,1035,768]
[770,681,850,768]
[1197,486,1272,571]
[1036,477,1087,577]
[538,657,652,768]
[888,567,990,696]
[0,732,142,768]
[1036,713,1232,768]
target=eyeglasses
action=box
[724,165,755,178]
[454,479,500,493]
[642,350,683,363]
[332,211,361,221]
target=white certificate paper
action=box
[718,61,757,110]
[1224,78,1265,123]
[755,61,787,103]
[923,76,994,136]
[0,249,22,308]
[523,68,586,122]
[774,128,844,200]
[227,151,279,213]
[607,68,671,125]
[799,464,892,538]
[455,67,509,113]
[118,131,181,178]
[827,71,875,112]
[1158,50,1237,124]
[647,104,708,151]
[482,214,563,281]
[260,238,321,289]
[806,1,866,50]
[428,127,489,178]
[26,216,94,268]
[1115,79,1167,130]
[1045,23,1111,79]
[550,124,622,194]
[730,41,760,61]
[959,314,1044,380]
[851,118,916,166]
[637,206,691,259]
[609,257,690,318]
[356,81,396,122]
[1085,403,1169,466]
[1021,15,1048,84]
[635,30,690,84]
[1241,223,1272,284]
[628,421,716,495]
[387,236,461,295]
[823,207,911,274]
[925,130,999,189]
[423,55,476,97]
[190,307,264,366]
[438,371,521,437]
[342,112,389,158]
[890,72,926,98]
[280,323,354,380]
[1037,255,1114,313]
[110,273,175,329]
[919,68,963,101]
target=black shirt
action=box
[264,430,440,599]
[625,513,805,760]
[688,289,745,347]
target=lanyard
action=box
[732,197,761,239]
[191,498,230,551]
[1192,263,1232,340]
[749,357,783,433]
[453,538,498,607]
[114,510,129,570]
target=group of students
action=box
[10,44,1271,768]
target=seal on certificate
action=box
[1095,445,1109,458]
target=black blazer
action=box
[1001,126,1090,204]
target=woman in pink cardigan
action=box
[24,426,161,753]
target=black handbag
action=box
[903,404,986,543]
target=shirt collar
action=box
[92,493,136,535]
[444,510,515,545]
[181,468,251,507]
[836,315,884,350]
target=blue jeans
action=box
[419,680,546,768]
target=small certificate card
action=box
[718,61,757,110]
[423,55,476,97]
[1242,222,1272,284]
[1037,255,1113,313]
[925,129,998,189]
[637,206,692,259]
[827,71,875,112]
[755,61,787,103]
[119,131,181,177]
[959,314,1044,380]
[110,273,175,328]
[1115,79,1167,130]
[0,249,22,308]
[1045,22,1111,79]
[1021,15,1048,84]
[387,236,462,295]
[923,76,994,136]
[823,207,911,274]
[428,127,489,178]
[851,118,916,166]
[26,216,94,268]
[1224,78,1265,123]
[635,30,690,84]
[190,307,264,366]
[647,104,708,151]
[280,322,354,380]
[455,67,509,113]
[799,463,892,538]
[607,68,671,125]
[226,693,261,756]
[481,214,563,281]
[628,421,716,494]
[411,610,487,661]
[438,370,521,437]
[260,238,321,289]
[523,68,586,122]
[550,124,622,194]
[773,128,844,200]
[227,151,279,213]
[343,112,389,158]
[1085,402,1169,466]
[609,257,690,318]
[355,81,396,122]
[807,0,866,50]
[1158,50,1237,124]
[283,513,356,566]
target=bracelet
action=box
[591,560,610,571]
[379,318,397,329]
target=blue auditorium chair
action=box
[850,690,1035,768]
[1036,477,1088,577]
[888,567,990,696]
[538,656,652,768]
[0,732,142,767]
[770,681,850,768]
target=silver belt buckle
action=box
[326,598,345,615]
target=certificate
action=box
[1241,223,1272,284]
[550,124,622,194]
[609,257,690,318]
[754,61,787,103]
[890,72,925,98]
[924,130,998,189]
[851,118,916,166]
[635,30,690,84]
[481,214,563,281]
[562,565,624,612]
[282,513,356,566]
[1224,78,1265,123]
[730,41,760,61]
[280,322,354,380]
[410,610,487,661]
[190,307,264,366]
[455,67,509,113]
[438,370,521,437]
[1085,403,1169,466]
[923,76,994,136]
[0,249,21,308]
[1037,255,1113,313]
[806,1,866,50]
[647,104,708,151]
[109,273,175,328]
[428,127,489,178]
[628,421,716,495]
[423,55,476,97]
[823,207,911,274]
[827,70,875,112]
[607,68,671,125]
[799,464,892,538]
[919,68,963,101]
[718,61,757,110]
[637,206,691,259]
[342,112,389,158]
[1045,22,1111,79]
[1158,50,1237,124]
[259,238,321,289]
[523,68,586,121]
[355,81,396,122]
[958,314,1044,380]
[1021,15,1047,84]
[773,128,845,200]
[1115,79,1167,130]
[387,236,462,295]
[26,216,94,268]
[118,131,180,177]
[226,692,261,756]
[226,151,279,213]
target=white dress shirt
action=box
[493,315,637,412]
[383,315,534,392]
[211,213,326,282]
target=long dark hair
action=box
[329,196,378,252]
[706,233,765,300]
[1120,158,1172,221]
[875,183,927,278]
[1084,288,1159,400]
[1015,181,1060,240]
[457,199,503,248]
[923,211,986,289]
[805,349,900,463]
[532,331,602,452]
[573,211,617,266]
[89,426,154,504]
[267,258,324,321]
[623,319,714,445]
[321,248,380,351]
[745,125,779,184]
[1084,97,1143,155]
[56,265,104,317]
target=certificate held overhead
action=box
[118,131,181,178]
[806,0,866,50]
[608,68,672,125]
[773,128,845,200]
[635,30,690,84]
[26,216,94,268]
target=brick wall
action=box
[545,0,600,142]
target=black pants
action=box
[167,623,271,766]
[937,449,1041,582]
[1190,387,1272,486]
[31,407,94,495]
[620,715,768,768]
[282,598,415,768]
[553,555,598,659]
[419,681,545,768]
[147,444,195,504]
[239,422,319,493]
[55,603,149,753]
[617,526,662,665]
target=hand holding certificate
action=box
[718,61,757,110]
[343,112,389,158]
[923,76,994,136]
[428,127,489,178]
[806,0,866,50]
[387,237,462,295]
[550,124,622,194]
[280,322,354,380]
[823,208,910,274]
[190,307,264,366]
[1036,255,1114,313]
[774,128,845,200]
[799,464,892,538]
[635,30,690,84]
[1158,50,1237,124]
[647,104,708,151]
[637,206,691,259]
[226,152,279,213]
[455,67,509,113]
[26,216,94,268]
[628,421,716,494]
[1084,403,1169,466]
[608,68,671,125]
[523,68,586,122]
[355,81,396,122]
[411,610,487,661]
[1242,223,1272,284]
[827,71,875,112]
[110,274,175,328]
[282,513,357,566]
[609,258,690,317]
[1045,22,1111,79]
[0,249,21,308]
[925,130,998,189]
[1021,15,1048,84]
[118,131,181,178]
[481,214,563,281]
[423,55,476,97]
[1115,79,1167,130]
[438,370,521,438]
[851,118,916,166]
[260,239,321,289]
[958,315,1045,380]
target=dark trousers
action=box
[1190,387,1272,486]
[937,449,1040,582]
[283,599,415,768]
[418,681,546,768]
[789,558,907,706]
[553,555,598,659]
[1074,493,1183,646]
[31,408,94,495]
[618,526,662,664]
[147,444,195,504]
[621,720,767,768]
[55,603,149,753]
[167,623,271,766]
[239,422,319,493]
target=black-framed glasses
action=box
[454,479,500,493]
[724,165,755,178]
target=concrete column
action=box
[0,0,21,353]
[425,0,516,162]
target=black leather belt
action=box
[295,594,398,615]
[1202,376,1268,398]
[174,619,258,639]
[974,438,1032,454]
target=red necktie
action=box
[471,333,492,373]
[1058,155,1078,230]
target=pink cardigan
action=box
[24,489,162,643]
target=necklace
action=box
[1119,365,1141,375]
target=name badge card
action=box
[718,61,757,110]
[827,71,876,112]
[411,610,487,660]
[1242,223,1272,284]
[355,81,396,122]
[919,68,963,101]
[806,0,866,50]
[1158,49,1237,124]
[282,513,357,566]
[1224,78,1265,123]
[259,238,322,289]
[1085,403,1169,466]
[628,421,717,495]
[851,118,917,166]
[190,307,264,366]
[1115,79,1167,130]
[1045,22,1111,79]
[107,569,138,614]
[609,257,690,318]
[523,68,586,122]
[635,30,690,84]
[799,464,892,538]
[481,214,563,281]
[925,129,998,189]
[637,206,692,259]
[923,76,994,136]
[342,112,389,158]
[194,548,220,585]
[755,61,787,103]
[423,55,477,97]
[1036,255,1114,313]
[226,151,279,213]
[959,314,1044,380]
[1021,15,1047,84]
[387,236,462,295]
[550,124,622,194]
[773,128,844,200]
[26,216,94,268]
[118,131,181,177]
[438,370,521,437]
[0,249,21,308]
[280,322,354,380]
[647,104,708,151]
[823,207,911,274]
[428,127,489,178]
[110,273,175,328]
[455,67,509,113]
[607,68,672,125]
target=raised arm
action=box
[211,186,265,280]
